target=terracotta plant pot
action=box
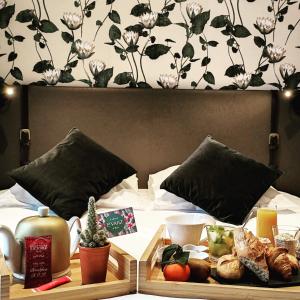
[79,243,111,285]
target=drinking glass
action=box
[272,225,300,256]
[206,225,234,262]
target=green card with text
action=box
[97,207,137,238]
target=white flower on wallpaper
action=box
[43,69,61,85]
[186,2,203,20]
[122,30,139,46]
[266,45,286,63]
[280,63,296,79]
[62,12,82,31]
[89,60,106,77]
[233,73,252,90]
[158,74,178,89]
[0,0,299,90]
[0,0,6,10]
[139,12,158,29]
[75,40,95,59]
[256,17,275,35]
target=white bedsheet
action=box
[0,188,300,300]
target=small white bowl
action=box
[189,251,209,260]
[166,213,215,246]
[183,244,208,253]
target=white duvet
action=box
[1,188,300,300]
[1,187,300,259]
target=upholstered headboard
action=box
[1,86,299,194]
[27,87,271,188]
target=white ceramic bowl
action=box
[166,213,215,246]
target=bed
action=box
[0,86,300,299]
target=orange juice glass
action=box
[256,208,277,243]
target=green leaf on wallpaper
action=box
[14,35,25,42]
[40,20,58,33]
[208,41,218,47]
[203,72,215,84]
[156,14,172,27]
[62,32,74,43]
[8,52,17,62]
[131,4,150,17]
[10,67,23,80]
[220,84,238,90]
[137,82,152,88]
[109,10,121,24]
[114,46,124,54]
[0,5,15,29]
[165,3,176,11]
[125,24,143,34]
[106,0,115,4]
[94,67,113,87]
[181,63,191,72]
[33,60,52,73]
[202,56,211,66]
[249,74,265,86]
[182,42,194,59]
[175,0,187,2]
[5,30,12,39]
[227,38,235,46]
[210,15,228,28]
[59,70,74,83]
[109,25,121,41]
[233,25,251,38]
[114,72,132,85]
[225,64,244,77]
[86,1,96,10]
[165,38,176,43]
[79,79,92,86]
[259,64,269,72]
[16,9,33,23]
[278,6,288,15]
[254,36,265,48]
[34,32,42,42]
[191,10,210,34]
[285,72,300,89]
[67,60,78,68]
[126,45,139,53]
[145,44,170,59]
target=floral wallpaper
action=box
[0,0,299,89]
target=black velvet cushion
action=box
[9,128,136,219]
[160,136,282,225]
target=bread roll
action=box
[189,258,211,282]
[217,254,245,280]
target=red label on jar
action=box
[24,236,52,289]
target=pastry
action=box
[188,258,211,282]
[216,254,245,280]
[266,247,299,281]
[287,254,299,274]
[235,230,269,282]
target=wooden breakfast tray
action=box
[139,225,300,300]
[0,243,137,300]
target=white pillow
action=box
[148,165,203,211]
[9,174,139,208]
[148,165,180,194]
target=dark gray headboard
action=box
[27,87,271,188]
[1,86,299,194]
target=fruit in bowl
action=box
[207,225,234,259]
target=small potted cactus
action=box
[78,197,110,285]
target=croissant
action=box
[266,247,299,281]
[287,254,299,275]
